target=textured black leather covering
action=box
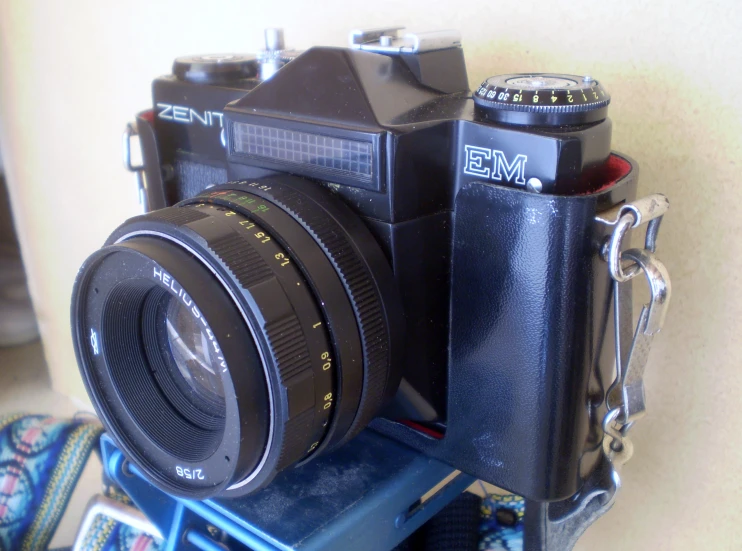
[372,154,638,501]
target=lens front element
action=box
[165,297,226,403]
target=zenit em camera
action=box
[71,27,641,503]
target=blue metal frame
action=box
[102,430,475,551]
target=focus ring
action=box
[263,315,315,470]
[208,231,273,289]
[212,183,391,445]
[189,210,319,475]
[266,316,311,381]
[129,205,323,485]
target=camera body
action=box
[117,27,636,502]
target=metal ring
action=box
[602,407,622,436]
[645,217,662,253]
[607,212,641,282]
[122,122,144,172]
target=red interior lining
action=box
[401,420,444,440]
[581,154,632,195]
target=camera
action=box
[71,26,639,503]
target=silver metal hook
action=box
[597,193,669,283]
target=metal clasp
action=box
[597,193,669,282]
[596,194,671,472]
[607,248,671,425]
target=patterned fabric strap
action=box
[480,492,525,551]
[76,484,162,551]
[0,413,103,551]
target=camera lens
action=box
[72,175,403,499]
[164,297,225,403]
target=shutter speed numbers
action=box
[474,74,609,108]
[476,75,600,104]
[472,73,611,125]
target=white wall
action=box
[1,1,741,548]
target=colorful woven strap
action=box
[0,413,102,551]
[480,492,525,551]
[75,484,163,551]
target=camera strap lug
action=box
[596,193,669,282]
[122,121,148,213]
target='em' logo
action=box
[463,145,528,186]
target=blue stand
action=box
[102,431,476,551]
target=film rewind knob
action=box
[173,54,258,84]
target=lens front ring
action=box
[72,235,270,498]
[110,211,335,495]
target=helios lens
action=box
[71,175,403,499]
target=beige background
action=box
[1,1,741,548]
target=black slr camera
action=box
[72,27,639,502]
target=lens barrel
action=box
[72,176,402,498]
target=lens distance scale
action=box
[195,201,336,465]
[473,73,610,126]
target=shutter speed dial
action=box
[473,74,610,126]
